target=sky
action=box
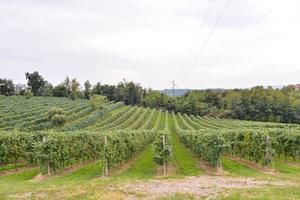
[1,0,300,90]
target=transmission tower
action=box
[171,80,178,97]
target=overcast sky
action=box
[1,0,300,89]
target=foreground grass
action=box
[0,127,299,199]
[0,159,299,200]
[215,185,300,200]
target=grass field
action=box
[0,96,299,199]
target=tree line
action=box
[144,87,300,123]
[0,71,144,105]
[1,71,300,123]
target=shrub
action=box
[89,95,107,109]
[48,107,66,126]
[51,114,66,126]
[24,90,33,99]
[48,107,65,120]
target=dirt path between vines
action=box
[0,166,36,176]
[225,156,275,174]
[113,175,291,199]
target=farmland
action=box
[0,96,300,200]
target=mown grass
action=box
[47,161,103,184]
[221,158,261,177]
[159,111,166,130]
[0,168,39,182]
[116,109,159,179]
[0,168,39,196]
[274,159,300,174]
[0,163,26,172]
[116,144,156,179]
[168,114,202,176]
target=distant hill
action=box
[160,89,191,97]
[160,88,227,97]
[160,85,289,97]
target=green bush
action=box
[24,90,33,99]
[48,107,66,126]
[51,114,66,126]
[48,107,65,120]
[89,95,107,109]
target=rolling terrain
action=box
[0,96,299,200]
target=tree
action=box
[84,80,92,99]
[92,82,102,95]
[143,90,168,108]
[99,85,117,101]
[70,79,80,100]
[63,76,71,96]
[223,90,241,110]
[122,81,143,105]
[52,84,68,97]
[42,81,53,97]
[0,79,15,96]
[14,84,27,95]
[25,71,45,96]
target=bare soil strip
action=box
[226,156,275,174]
[155,163,176,176]
[114,175,291,200]
[32,160,97,181]
[286,162,300,168]
[0,166,36,176]
[198,161,221,175]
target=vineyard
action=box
[0,96,300,199]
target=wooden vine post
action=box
[265,134,273,169]
[43,136,51,176]
[163,134,166,175]
[103,135,108,176]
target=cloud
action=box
[0,0,299,89]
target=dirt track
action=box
[114,175,289,199]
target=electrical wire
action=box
[180,0,231,83]
[175,0,215,79]
[215,8,273,63]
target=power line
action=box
[215,8,273,62]
[192,0,231,65]
[180,0,231,83]
[176,0,215,79]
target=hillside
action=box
[0,96,299,199]
[160,89,191,97]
